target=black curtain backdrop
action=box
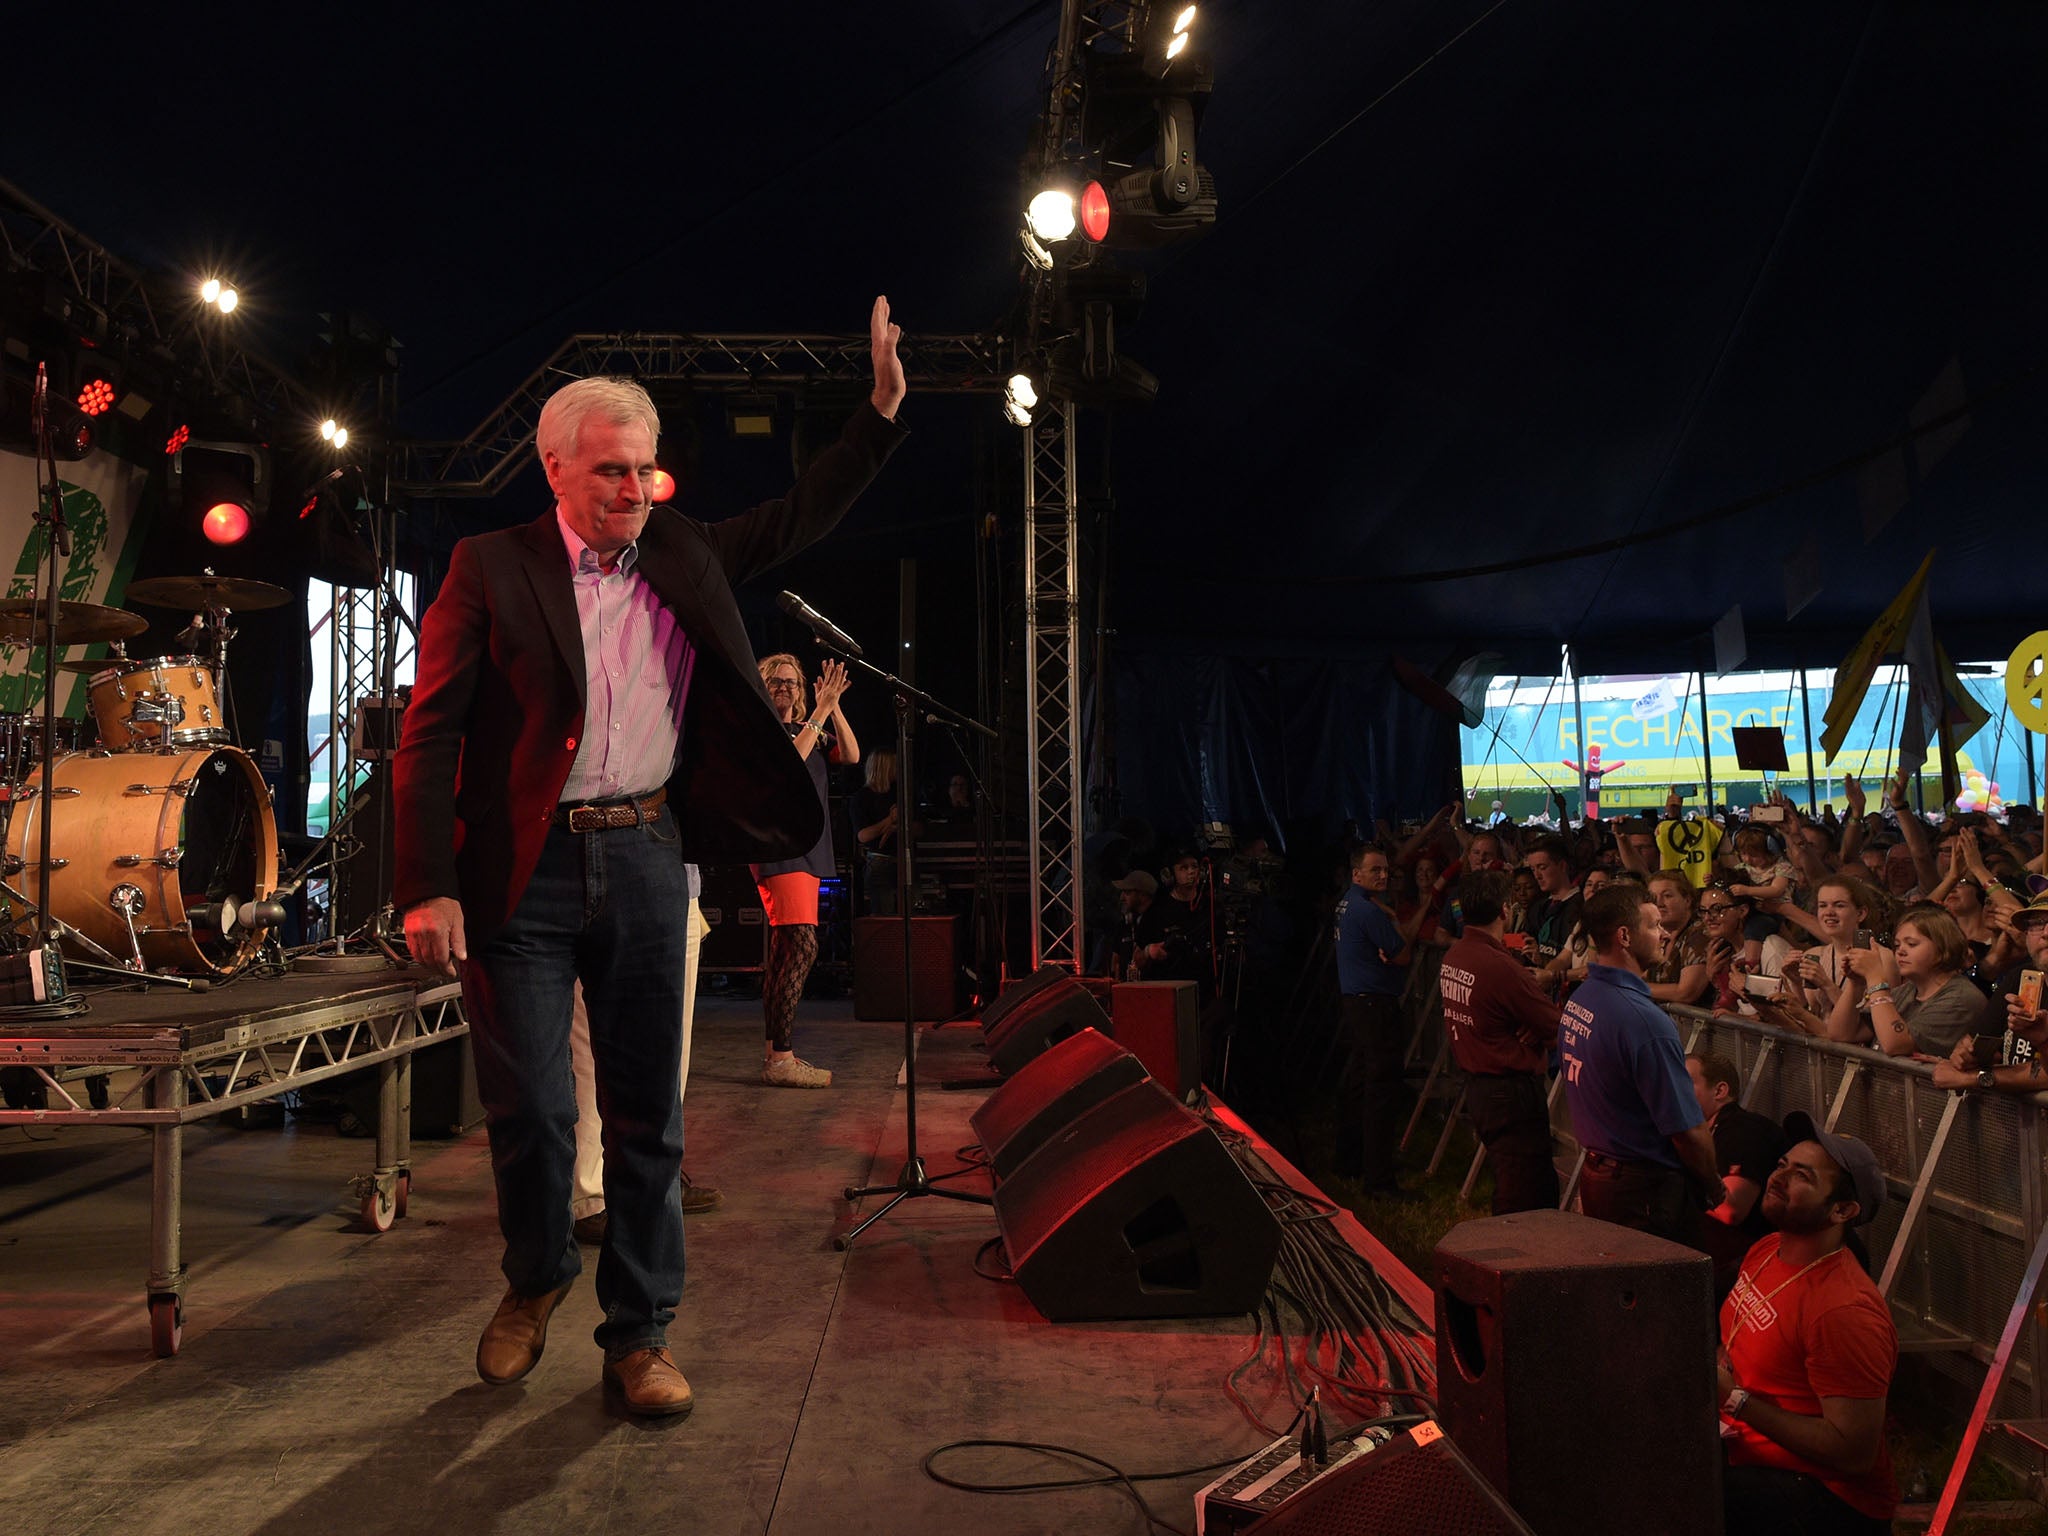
[1109,644,1461,851]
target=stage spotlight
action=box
[201,278,221,304]
[1026,188,1077,242]
[1174,5,1196,33]
[332,426,348,449]
[1166,32,1189,60]
[1079,180,1112,242]
[0,375,93,459]
[319,418,338,441]
[200,278,239,314]
[202,501,251,546]
[216,287,239,314]
[164,424,190,455]
[77,378,117,416]
[650,468,676,503]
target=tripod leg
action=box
[835,1187,913,1249]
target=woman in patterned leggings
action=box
[752,653,857,1087]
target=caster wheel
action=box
[843,1187,860,1201]
[832,1233,853,1252]
[148,1295,183,1358]
[361,1180,397,1233]
[394,1172,411,1220]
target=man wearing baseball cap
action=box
[1717,1112,1898,1534]
[1110,870,1167,981]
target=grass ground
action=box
[1252,1088,2048,1534]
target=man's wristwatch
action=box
[1978,1068,1997,1090]
[1722,1387,1749,1419]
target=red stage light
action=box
[165,424,190,455]
[1080,180,1112,242]
[77,379,117,416]
[202,502,251,545]
[650,468,676,503]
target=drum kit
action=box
[1,575,293,982]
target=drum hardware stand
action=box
[26,363,66,966]
[793,603,1000,1250]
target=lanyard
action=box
[1726,1246,1845,1346]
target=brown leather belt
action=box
[554,788,666,832]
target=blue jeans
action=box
[463,808,691,1358]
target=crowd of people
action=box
[1331,774,2048,1534]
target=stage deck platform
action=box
[0,996,1427,1536]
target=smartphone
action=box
[1745,973,1783,999]
[1752,805,1786,824]
[1854,928,1873,950]
[2022,970,2045,1015]
[1501,931,1529,952]
[1672,784,1697,799]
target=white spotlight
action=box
[1006,373,1039,411]
[216,287,239,314]
[332,427,349,449]
[1026,189,1077,243]
[319,419,338,441]
[1003,398,1033,428]
[201,278,222,304]
[1174,5,1197,34]
[1166,32,1190,59]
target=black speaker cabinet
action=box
[1234,1423,1535,1535]
[978,965,1076,1035]
[992,1078,1280,1321]
[968,1027,1148,1180]
[698,864,767,973]
[1110,980,1201,1100]
[852,914,958,1020]
[983,974,1111,1076]
[1434,1209,1720,1536]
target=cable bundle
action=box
[1210,1121,1438,1436]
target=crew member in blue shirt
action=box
[1334,845,1413,1197]
[1559,884,1725,1241]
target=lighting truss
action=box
[1024,399,1086,971]
[0,175,308,424]
[393,331,1007,495]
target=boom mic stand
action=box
[801,614,997,1249]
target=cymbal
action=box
[0,599,150,648]
[125,575,292,612]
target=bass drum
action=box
[6,747,279,974]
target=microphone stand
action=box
[30,364,66,965]
[813,628,997,1249]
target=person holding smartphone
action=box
[1930,889,2048,1092]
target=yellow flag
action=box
[1820,551,1935,764]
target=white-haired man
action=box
[395,298,906,1416]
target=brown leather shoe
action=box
[680,1171,723,1215]
[573,1211,609,1246]
[603,1346,695,1417]
[475,1279,574,1385]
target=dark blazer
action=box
[392,404,907,945]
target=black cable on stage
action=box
[971,1234,1015,1284]
[921,1438,1261,1536]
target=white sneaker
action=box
[761,1054,833,1089]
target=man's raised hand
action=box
[870,295,906,420]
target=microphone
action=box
[31,361,46,437]
[777,590,863,659]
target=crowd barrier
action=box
[1397,940,2048,1512]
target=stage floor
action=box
[0,997,1333,1535]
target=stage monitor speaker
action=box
[1110,980,1200,1101]
[1226,1422,1535,1536]
[993,1078,1279,1321]
[1434,1209,1720,1536]
[968,1027,1148,1180]
[983,975,1110,1076]
[698,864,768,972]
[978,964,1076,1036]
[852,914,957,1020]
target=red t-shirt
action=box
[1719,1234,1899,1519]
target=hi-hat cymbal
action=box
[125,575,291,612]
[0,599,150,648]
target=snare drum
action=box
[88,656,228,750]
[5,746,279,974]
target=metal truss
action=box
[1024,400,1085,971]
[0,175,307,424]
[1010,0,1154,973]
[394,331,1007,494]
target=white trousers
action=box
[570,898,706,1218]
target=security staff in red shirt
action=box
[1439,868,1563,1213]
